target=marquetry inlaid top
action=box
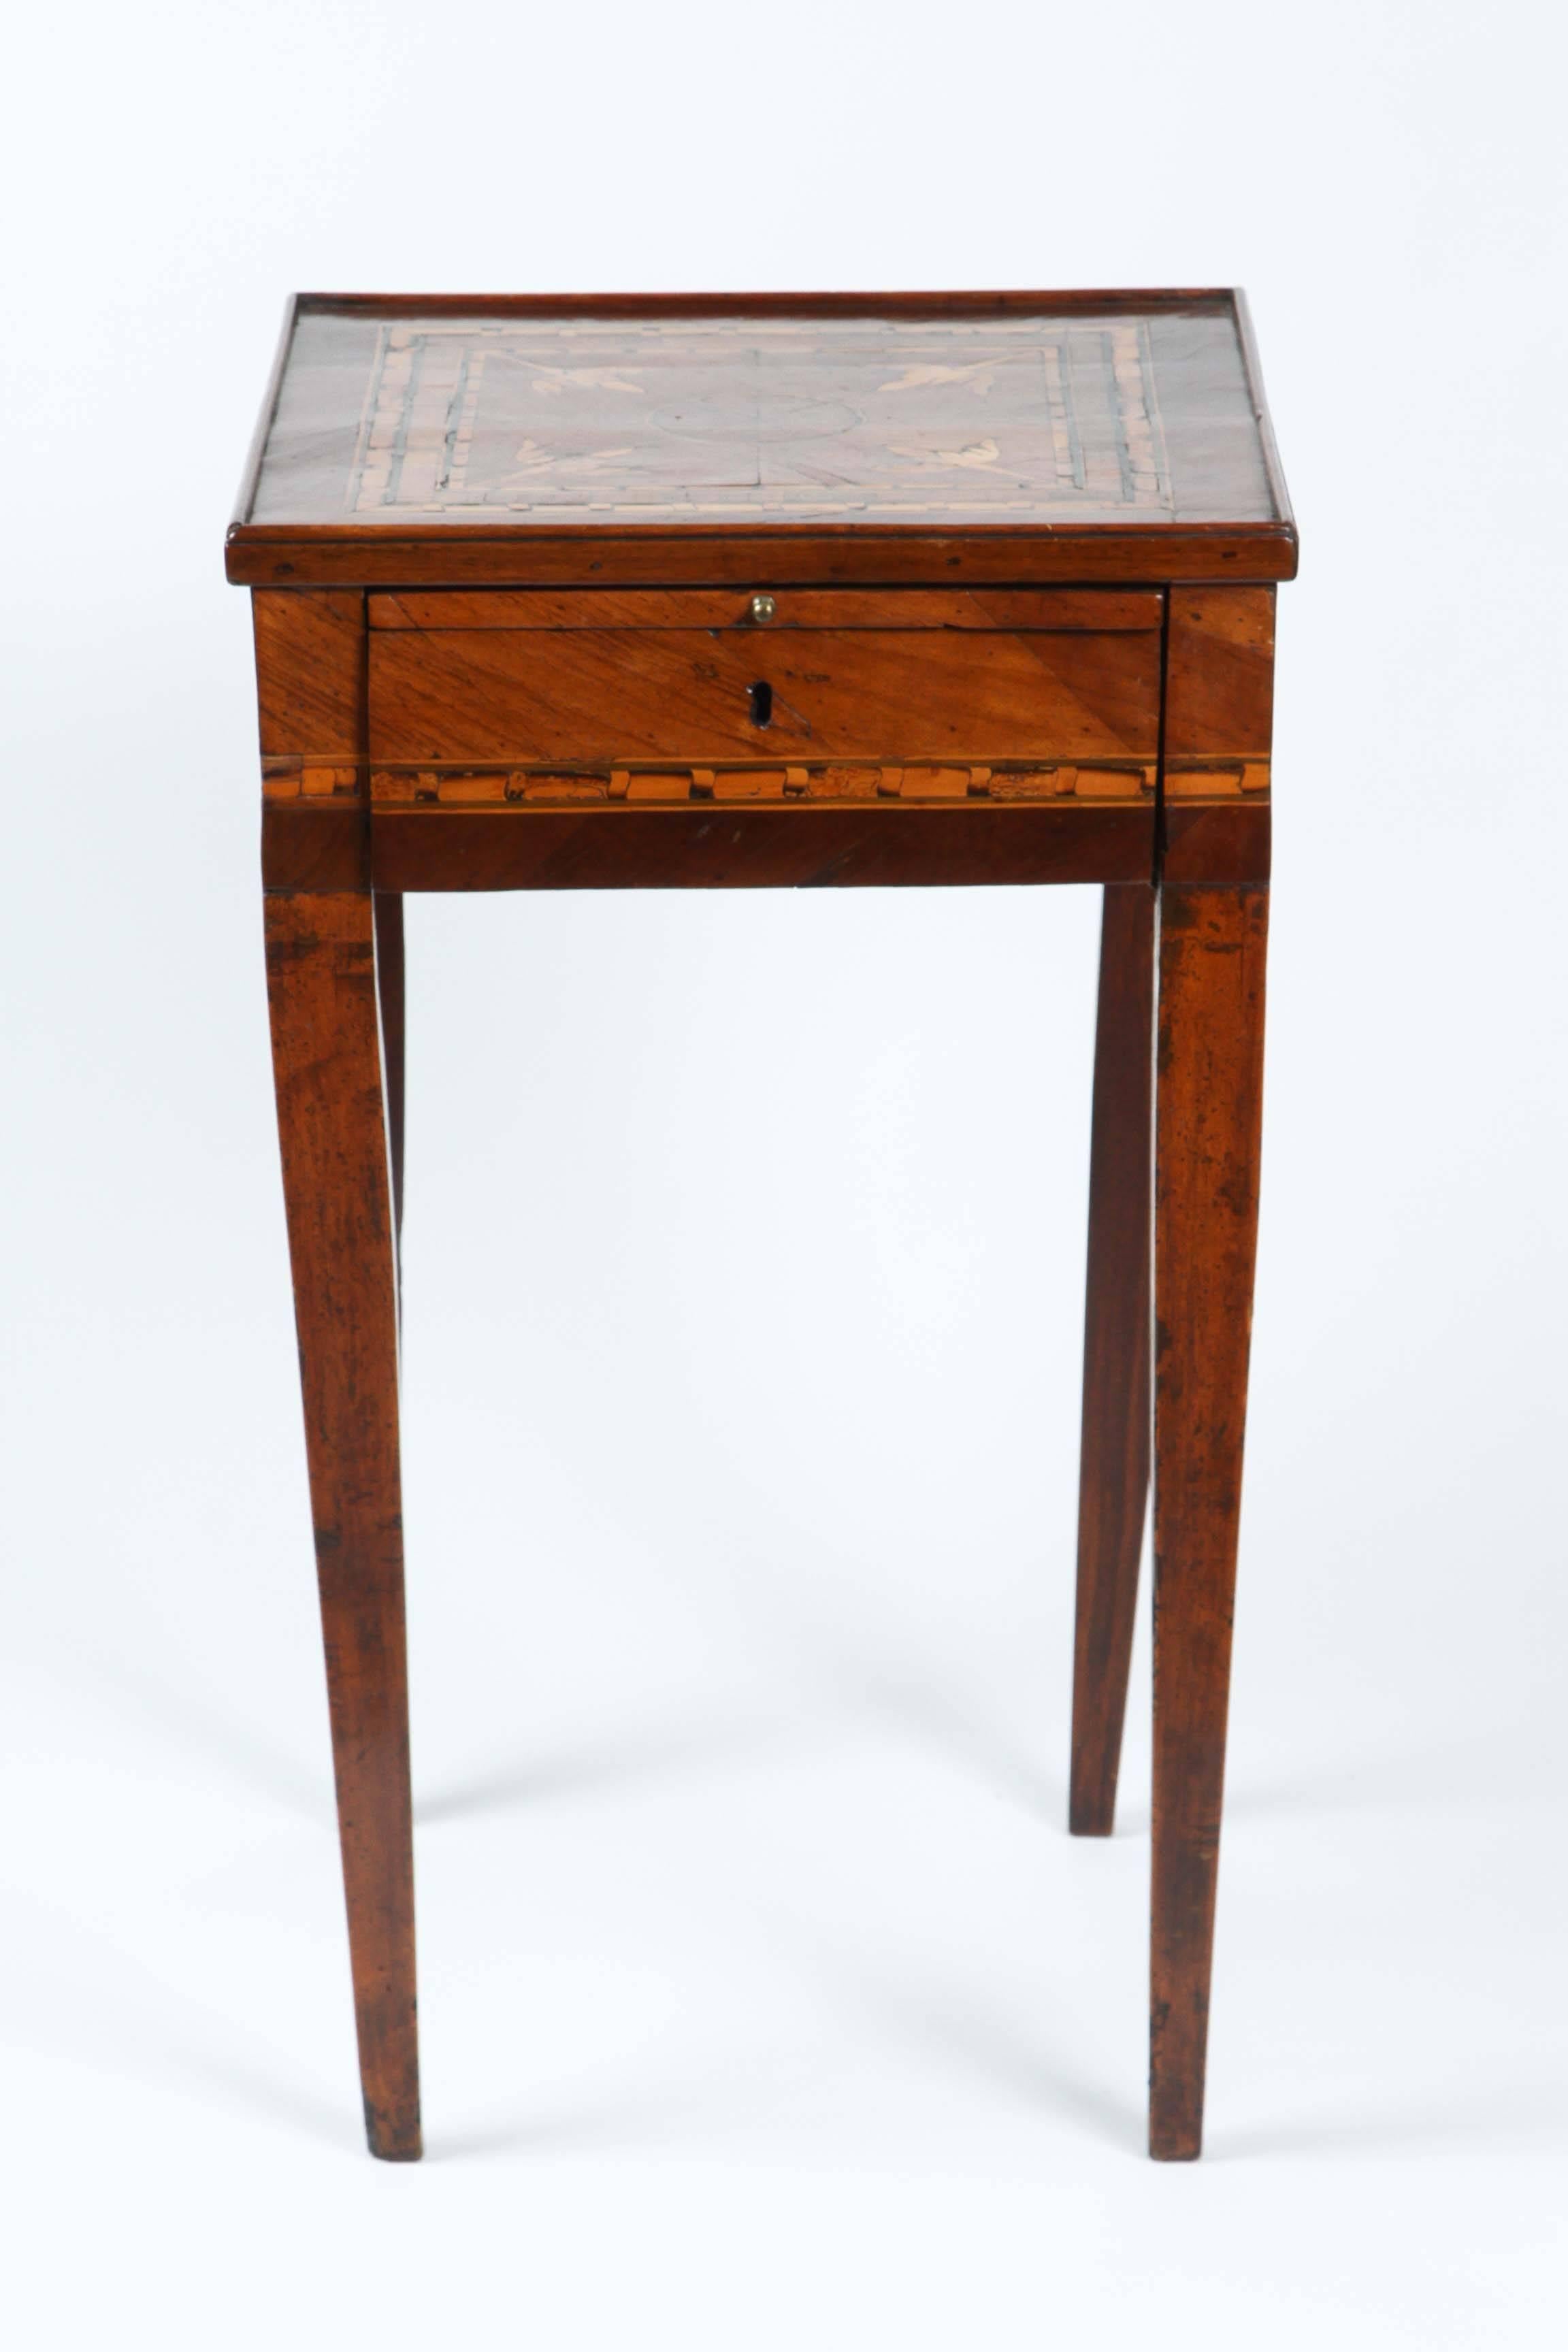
[227,293,1295,587]
[247,293,1286,520]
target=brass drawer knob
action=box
[747,592,777,623]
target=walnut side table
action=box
[227,290,1296,2162]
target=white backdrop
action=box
[3,4,1565,2345]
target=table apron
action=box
[368,802,1160,891]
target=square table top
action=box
[227,291,1295,588]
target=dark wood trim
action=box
[231,294,302,534]
[1162,802,1272,887]
[227,527,1298,590]
[262,800,371,892]
[293,287,1247,323]
[370,802,1156,892]
[1232,290,1296,540]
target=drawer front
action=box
[367,591,1162,770]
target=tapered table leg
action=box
[265,887,421,2161]
[1071,883,1155,1835]
[373,891,406,1252]
[1149,884,1267,2160]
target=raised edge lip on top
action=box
[227,287,1296,576]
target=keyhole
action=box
[748,680,773,729]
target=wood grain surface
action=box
[1149,884,1268,2160]
[1071,885,1156,1837]
[368,621,1162,768]
[253,588,365,758]
[264,890,420,2161]
[253,589,370,890]
[1162,587,1275,887]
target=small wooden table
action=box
[229,290,1296,2161]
